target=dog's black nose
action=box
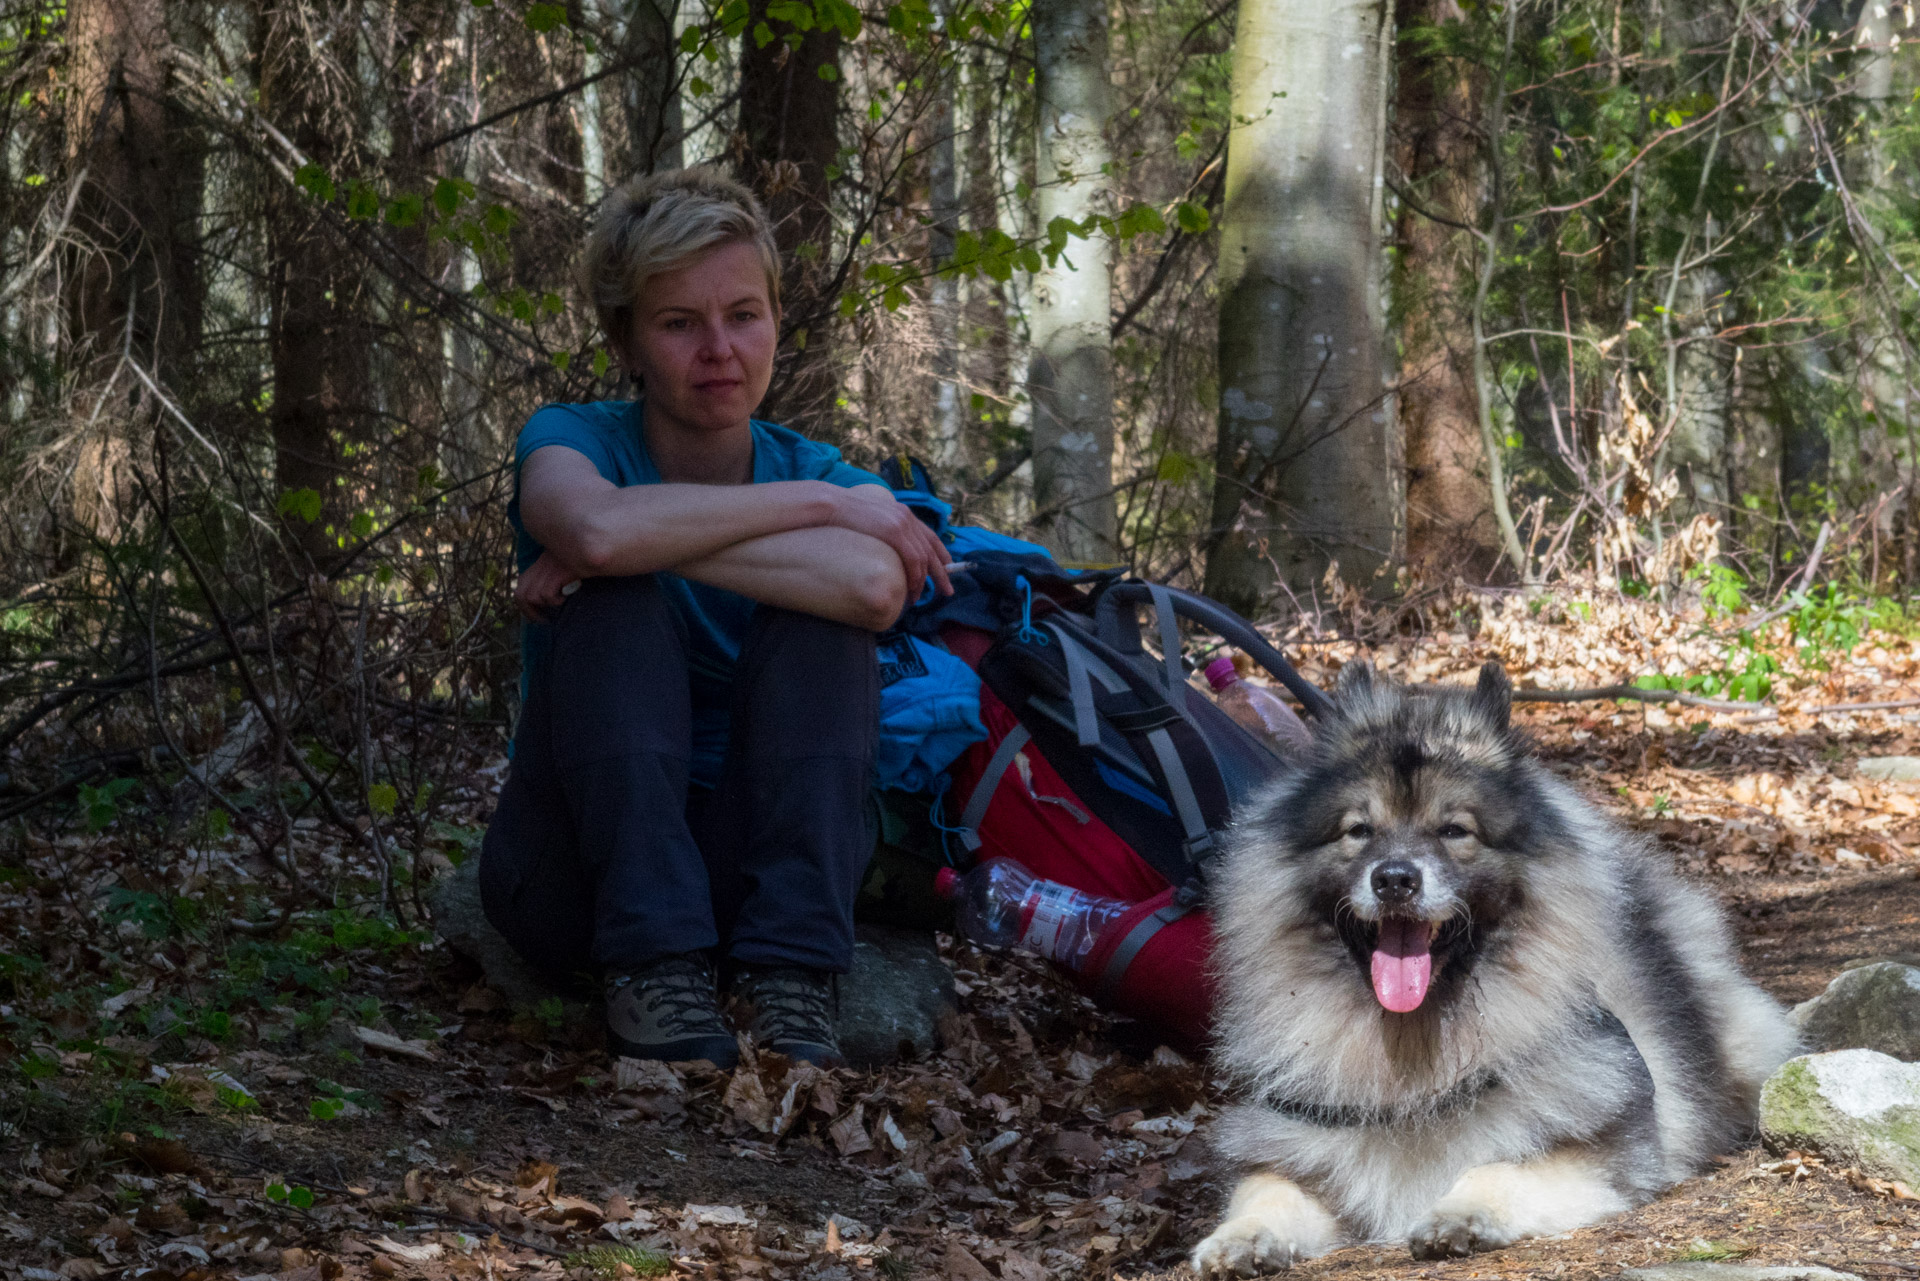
[1371,860,1421,905]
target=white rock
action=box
[1855,755,1920,781]
[1759,1048,1920,1184]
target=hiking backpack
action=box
[879,468,1333,1048]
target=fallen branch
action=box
[1734,696,1920,723]
[1412,683,1768,712]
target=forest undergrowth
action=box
[5,583,1920,1281]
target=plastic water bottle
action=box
[1204,656,1314,760]
[934,861,1133,974]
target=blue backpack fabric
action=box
[876,632,985,793]
[870,464,1103,792]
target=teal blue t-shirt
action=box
[509,399,887,785]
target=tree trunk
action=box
[258,0,370,566]
[1028,0,1117,564]
[738,0,843,432]
[1666,260,1733,519]
[928,23,964,472]
[1204,0,1399,613]
[1394,0,1497,578]
[62,0,192,541]
[62,0,182,372]
[613,0,684,175]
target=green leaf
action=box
[524,2,569,31]
[680,26,703,53]
[753,20,776,46]
[814,0,862,37]
[368,783,399,817]
[552,350,571,372]
[1174,201,1211,235]
[385,192,424,227]
[1115,202,1167,239]
[295,163,335,202]
[345,180,381,220]
[289,1186,315,1210]
[278,488,323,523]
[592,347,610,379]
[483,203,518,236]
[1044,215,1080,254]
[349,511,375,540]
[432,176,474,217]
[816,62,839,81]
[689,76,712,96]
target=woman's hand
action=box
[828,486,955,601]
[516,551,581,622]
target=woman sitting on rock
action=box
[479,167,952,1068]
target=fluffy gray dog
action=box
[1191,661,1794,1274]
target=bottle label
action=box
[1021,882,1082,959]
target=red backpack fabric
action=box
[931,587,1329,1051]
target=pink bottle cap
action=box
[1203,656,1238,691]
[934,867,959,899]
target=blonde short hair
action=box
[581,167,782,350]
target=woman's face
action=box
[621,238,778,435]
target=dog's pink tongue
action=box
[1370,918,1435,1013]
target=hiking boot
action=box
[733,966,844,1067]
[604,954,740,1068]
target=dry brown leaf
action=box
[723,1064,775,1133]
[944,1242,996,1281]
[828,1103,871,1156]
[515,1159,561,1194]
[995,1251,1048,1281]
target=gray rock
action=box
[1621,1266,1862,1281]
[426,857,592,1018]
[1842,953,1920,971]
[1855,756,1920,782]
[1758,1048,1920,1184]
[1791,963,1920,1060]
[427,858,953,1065]
[838,925,956,1068]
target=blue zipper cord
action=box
[1014,575,1048,646]
[927,775,970,866]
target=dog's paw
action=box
[1190,1217,1316,1277]
[1407,1205,1516,1261]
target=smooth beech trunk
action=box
[929,30,963,471]
[1028,0,1117,563]
[1205,0,1399,612]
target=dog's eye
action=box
[1345,822,1374,841]
[1437,823,1472,840]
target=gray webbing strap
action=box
[1096,901,1193,1001]
[1145,726,1213,855]
[956,725,1030,851]
[1057,628,1103,746]
[1050,623,1130,746]
[1147,583,1187,716]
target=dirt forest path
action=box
[6,691,1920,1281]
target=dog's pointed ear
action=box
[1472,661,1513,731]
[1335,659,1376,700]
